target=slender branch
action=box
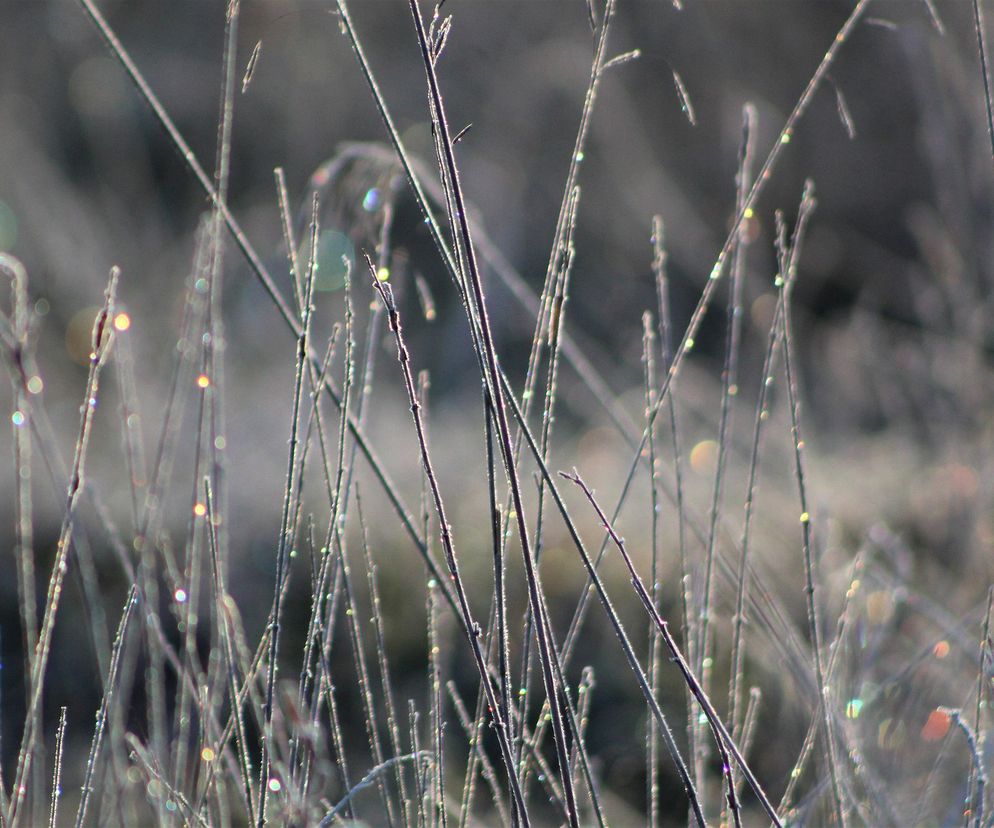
[368,258,529,823]
[561,470,781,827]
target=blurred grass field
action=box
[2,0,994,825]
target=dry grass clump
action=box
[2,0,994,826]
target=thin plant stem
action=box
[554,0,873,695]
[204,478,256,825]
[325,675,354,821]
[697,105,756,799]
[127,735,209,828]
[405,4,580,821]
[334,0,633,445]
[569,667,595,812]
[74,586,138,828]
[642,312,662,828]
[8,268,119,828]
[969,589,994,828]
[340,529,396,825]
[516,186,580,786]
[319,754,431,827]
[727,290,783,751]
[428,581,446,828]
[368,259,529,823]
[485,392,513,769]
[728,178,819,775]
[972,0,994,174]
[448,680,510,828]
[944,708,987,828]
[200,0,240,778]
[358,492,410,820]
[410,703,427,828]
[734,688,762,801]
[494,373,705,826]
[561,469,780,827]
[650,218,695,794]
[48,708,66,828]
[258,196,319,827]
[777,190,846,828]
[75,0,460,623]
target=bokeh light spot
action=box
[306,230,354,292]
[866,590,894,625]
[690,440,718,475]
[921,709,951,742]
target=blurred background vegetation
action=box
[2,0,994,824]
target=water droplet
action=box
[174,588,188,604]
[11,410,25,426]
